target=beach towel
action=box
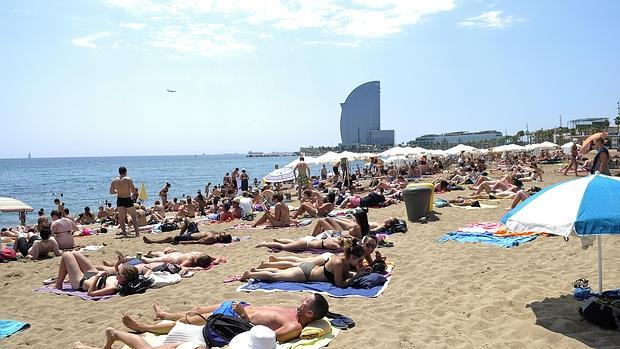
[438,232,538,248]
[34,283,117,301]
[454,203,498,210]
[118,325,338,349]
[231,223,297,230]
[0,320,30,339]
[149,271,182,288]
[79,244,104,252]
[236,265,394,298]
[280,327,340,349]
[458,222,504,234]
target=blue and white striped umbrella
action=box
[501,174,620,292]
[501,174,620,237]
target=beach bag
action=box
[202,313,254,347]
[579,297,620,329]
[0,247,17,261]
[118,276,153,296]
[160,222,178,232]
[389,219,408,234]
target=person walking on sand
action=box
[293,156,311,201]
[110,166,140,237]
[564,140,579,176]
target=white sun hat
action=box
[228,325,277,349]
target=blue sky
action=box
[1,0,619,158]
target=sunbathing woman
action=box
[291,192,335,219]
[338,188,385,209]
[54,251,139,297]
[256,235,355,252]
[312,213,400,238]
[139,251,224,269]
[251,193,294,228]
[241,239,366,288]
[143,227,233,245]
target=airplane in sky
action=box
[166,89,176,93]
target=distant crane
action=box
[166,89,176,93]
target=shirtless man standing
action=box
[293,156,311,201]
[110,166,140,237]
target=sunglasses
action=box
[365,243,377,249]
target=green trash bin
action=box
[403,186,433,222]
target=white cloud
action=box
[106,0,456,38]
[150,24,254,57]
[458,10,517,29]
[120,22,146,30]
[72,32,113,49]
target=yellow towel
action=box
[300,319,332,340]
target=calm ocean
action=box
[0,154,300,228]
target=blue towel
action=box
[0,320,30,339]
[237,278,389,298]
[438,232,538,248]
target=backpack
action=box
[579,296,620,329]
[202,313,254,347]
[160,222,179,232]
[389,219,408,234]
[118,276,153,296]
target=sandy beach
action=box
[2,164,620,349]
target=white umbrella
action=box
[313,152,341,164]
[491,144,525,153]
[284,156,316,168]
[561,141,581,155]
[338,151,362,160]
[445,144,478,155]
[379,146,411,157]
[263,167,296,183]
[0,197,34,213]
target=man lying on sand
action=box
[74,295,329,349]
[143,218,233,245]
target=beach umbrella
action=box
[379,146,411,157]
[561,141,581,155]
[284,156,316,168]
[580,132,607,154]
[491,144,525,153]
[0,197,33,213]
[263,167,296,183]
[338,151,362,160]
[501,174,620,292]
[445,144,478,155]
[138,182,148,203]
[313,152,341,164]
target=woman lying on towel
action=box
[257,234,384,273]
[256,234,354,252]
[54,251,139,297]
[241,239,367,288]
[311,210,399,238]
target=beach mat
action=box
[438,232,538,248]
[34,283,117,301]
[236,265,394,298]
[0,320,30,339]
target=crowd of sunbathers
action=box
[3,149,614,348]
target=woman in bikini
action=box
[311,210,399,238]
[256,235,354,252]
[54,251,139,297]
[291,192,335,219]
[241,240,366,288]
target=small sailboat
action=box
[27,152,31,159]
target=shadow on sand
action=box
[527,294,620,348]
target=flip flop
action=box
[43,277,57,285]
[326,311,355,329]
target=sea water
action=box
[0,154,300,228]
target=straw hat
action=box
[228,325,277,349]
